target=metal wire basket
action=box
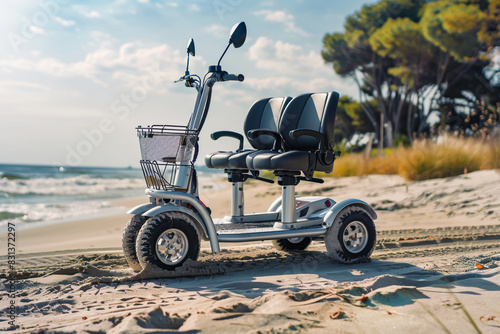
[136,125,198,190]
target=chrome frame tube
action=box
[281,185,296,223]
[218,227,326,242]
[187,84,211,131]
[231,182,244,217]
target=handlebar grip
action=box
[222,73,245,82]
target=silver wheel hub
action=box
[287,237,304,244]
[156,228,189,265]
[342,221,368,254]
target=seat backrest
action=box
[244,96,291,150]
[278,92,339,151]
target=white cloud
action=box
[0,43,189,88]
[29,26,45,35]
[206,24,226,38]
[248,36,319,74]
[254,10,308,36]
[90,31,115,43]
[0,81,51,92]
[73,5,102,18]
[245,76,347,95]
[189,4,200,12]
[79,10,101,18]
[246,36,355,95]
[166,2,179,7]
[138,0,149,3]
[54,16,76,27]
[256,9,293,23]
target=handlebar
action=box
[206,71,244,87]
[175,74,200,88]
[222,72,244,82]
[174,75,188,83]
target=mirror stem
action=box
[185,53,190,75]
[217,43,231,67]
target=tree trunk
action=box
[378,112,384,155]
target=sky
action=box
[0,0,375,168]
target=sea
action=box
[0,164,147,228]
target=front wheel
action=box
[272,237,312,251]
[136,212,200,270]
[325,206,376,264]
[122,214,148,271]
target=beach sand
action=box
[1,170,500,333]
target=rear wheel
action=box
[136,212,200,270]
[325,206,376,264]
[272,237,312,251]
[122,214,148,271]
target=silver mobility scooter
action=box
[123,22,377,271]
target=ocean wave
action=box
[0,175,144,197]
[0,201,120,226]
[0,173,27,180]
[0,164,146,227]
[0,211,26,220]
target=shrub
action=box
[320,135,499,180]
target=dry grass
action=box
[322,135,500,181]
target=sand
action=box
[1,170,500,333]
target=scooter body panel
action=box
[221,212,279,224]
[217,226,326,242]
[323,198,377,229]
[126,202,156,215]
[146,189,220,252]
[267,197,283,212]
[272,196,334,229]
[142,203,209,240]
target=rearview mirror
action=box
[187,38,195,57]
[229,22,246,48]
[216,22,247,67]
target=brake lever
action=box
[174,76,186,83]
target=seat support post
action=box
[281,184,296,224]
[231,182,244,217]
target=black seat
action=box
[246,92,339,179]
[205,96,291,170]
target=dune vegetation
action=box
[322,135,500,181]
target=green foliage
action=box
[421,1,486,61]
[259,170,277,180]
[478,0,500,47]
[334,96,355,142]
[393,133,411,147]
[344,98,380,133]
[322,33,370,77]
[332,97,382,144]
[322,0,500,144]
[369,17,436,87]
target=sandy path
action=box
[2,242,500,333]
[1,170,500,333]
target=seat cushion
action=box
[206,149,254,169]
[227,150,255,169]
[246,150,280,170]
[205,151,233,169]
[270,151,310,172]
[246,150,311,173]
